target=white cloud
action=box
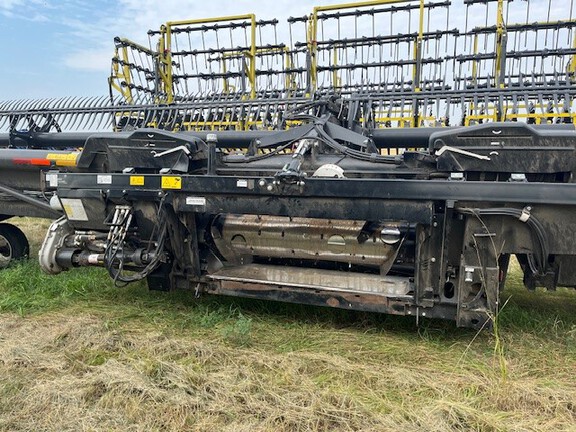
[0,0,48,11]
[0,0,50,20]
[63,47,112,72]
[0,0,23,9]
[55,0,349,74]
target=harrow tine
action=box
[64,96,87,130]
[76,95,96,131]
[82,95,101,130]
[84,96,100,131]
[85,95,107,130]
[31,98,56,132]
[20,98,43,127]
[94,95,113,131]
[11,97,30,115]
[67,96,88,130]
[78,95,99,131]
[56,96,76,131]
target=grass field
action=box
[0,218,575,431]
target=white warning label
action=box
[60,198,89,221]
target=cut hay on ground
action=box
[0,311,574,432]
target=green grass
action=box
[0,218,575,431]
[1,258,574,343]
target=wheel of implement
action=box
[0,223,30,269]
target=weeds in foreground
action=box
[220,312,253,347]
[490,296,512,382]
[0,246,575,431]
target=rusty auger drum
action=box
[1,0,576,328]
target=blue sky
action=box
[0,0,333,100]
[0,0,119,99]
[0,0,564,101]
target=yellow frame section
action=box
[158,14,257,103]
[464,101,576,126]
[109,38,159,104]
[109,45,133,104]
[218,45,298,97]
[108,3,576,130]
[308,0,425,93]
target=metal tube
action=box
[0,182,60,217]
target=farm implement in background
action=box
[1,0,576,329]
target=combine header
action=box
[1,0,576,328]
